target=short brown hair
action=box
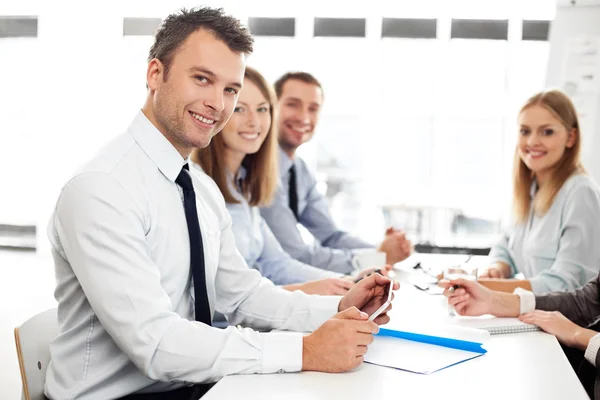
[148,7,254,80]
[513,89,585,223]
[274,71,323,99]
[192,67,279,206]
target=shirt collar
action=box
[530,180,538,199]
[278,146,294,175]
[129,110,188,182]
[227,165,248,187]
[225,166,246,201]
[235,165,248,183]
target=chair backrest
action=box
[14,308,59,400]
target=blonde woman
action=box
[478,90,600,293]
[191,67,384,295]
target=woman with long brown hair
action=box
[477,90,600,293]
[191,66,363,295]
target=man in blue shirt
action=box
[260,72,412,274]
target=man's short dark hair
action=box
[148,7,254,80]
[274,72,324,99]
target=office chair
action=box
[14,308,58,400]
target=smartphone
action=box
[368,281,393,321]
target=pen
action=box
[447,285,461,293]
[413,262,439,280]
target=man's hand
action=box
[284,278,354,296]
[378,228,412,264]
[440,278,520,317]
[302,307,378,372]
[339,273,399,325]
[519,311,596,350]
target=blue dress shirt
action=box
[260,147,374,274]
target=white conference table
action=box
[203,254,590,400]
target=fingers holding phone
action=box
[368,281,393,321]
[338,274,399,326]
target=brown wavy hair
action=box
[513,90,585,223]
[192,66,278,206]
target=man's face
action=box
[148,29,246,155]
[277,79,323,153]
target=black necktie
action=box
[176,164,212,325]
[288,165,299,220]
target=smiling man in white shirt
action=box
[45,7,397,400]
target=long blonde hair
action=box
[513,90,584,223]
[192,66,279,206]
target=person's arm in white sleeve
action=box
[55,173,339,384]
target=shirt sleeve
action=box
[260,184,357,274]
[213,199,341,334]
[529,184,600,293]
[487,231,517,276]
[514,288,536,314]
[585,333,600,367]
[255,218,341,285]
[299,169,374,251]
[54,172,339,384]
[535,276,600,328]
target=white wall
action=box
[0,0,556,244]
[546,2,600,183]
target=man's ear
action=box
[146,58,164,91]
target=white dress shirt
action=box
[44,111,340,400]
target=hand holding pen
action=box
[438,278,496,317]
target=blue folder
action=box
[364,327,487,374]
[376,327,487,354]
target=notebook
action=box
[364,324,488,374]
[450,315,541,335]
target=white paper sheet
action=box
[365,335,485,374]
[364,324,488,374]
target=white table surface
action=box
[204,254,590,400]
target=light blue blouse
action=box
[489,174,600,293]
[192,162,340,285]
